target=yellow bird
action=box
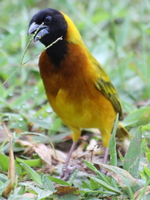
[28,8,129,180]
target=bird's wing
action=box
[92,58,123,119]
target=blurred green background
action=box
[0,0,150,137]
[0,1,150,198]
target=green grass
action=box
[0,0,150,199]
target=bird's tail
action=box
[116,122,130,140]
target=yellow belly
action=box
[46,87,116,133]
[39,47,118,147]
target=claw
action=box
[60,165,77,180]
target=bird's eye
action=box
[44,16,52,24]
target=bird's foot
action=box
[60,165,77,180]
[101,167,106,174]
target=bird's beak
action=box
[28,22,49,42]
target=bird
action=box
[28,8,129,180]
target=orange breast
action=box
[39,43,116,140]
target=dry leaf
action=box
[134,186,150,199]
[86,139,97,151]
[22,193,36,198]
[2,123,15,195]
[50,149,66,163]
[17,139,34,147]
[17,139,35,155]
[17,139,66,163]
[33,144,52,166]
[54,186,79,195]
[0,128,8,143]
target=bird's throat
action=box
[46,40,68,66]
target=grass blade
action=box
[16,158,42,185]
[109,114,118,166]
[123,126,142,178]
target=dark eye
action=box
[44,16,52,24]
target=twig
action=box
[21,36,63,66]
[2,22,62,86]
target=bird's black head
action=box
[28,8,68,47]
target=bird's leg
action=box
[60,141,77,180]
[101,147,109,173]
[103,147,109,164]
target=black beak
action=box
[28,22,49,42]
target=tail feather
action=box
[116,122,130,140]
